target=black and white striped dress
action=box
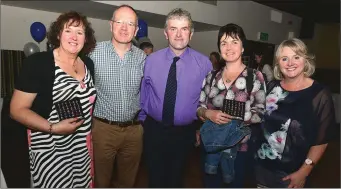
[28,66,96,188]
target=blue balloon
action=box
[30,22,46,43]
[137,19,148,38]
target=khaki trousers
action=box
[92,118,143,188]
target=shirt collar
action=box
[107,40,135,53]
[166,47,190,61]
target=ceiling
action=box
[252,0,340,23]
[3,0,338,30]
[1,1,221,32]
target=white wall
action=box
[147,27,168,51]
[1,0,303,53]
[189,1,302,56]
[95,1,220,25]
[0,5,167,51]
[0,5,107,50]
[96,0,302,45]
[190,30,219,56]
[217,1,301,44]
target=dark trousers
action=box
[201,143,255,188]
[143,116,196,188]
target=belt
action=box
[94,117,140,127]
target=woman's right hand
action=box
[51,117,84,135]
[205,110,232,125]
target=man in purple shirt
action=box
[139,8,212,188]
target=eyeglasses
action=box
[111,20,137,27]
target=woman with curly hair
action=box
[10,11,97,188]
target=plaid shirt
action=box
[89,40,146,121]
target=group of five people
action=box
[9,4,335,188]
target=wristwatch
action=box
[305,158,315,166]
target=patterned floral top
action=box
[199,67,266,126]
[255,80,336,173]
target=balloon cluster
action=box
[24,22,46,57]
[24,19,150,56]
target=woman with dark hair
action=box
[254,51,274,83]
[197,23,266,187]
[10,11,97,188]
[209,51,223,71]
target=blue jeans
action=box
[205,148,238,183]
[200,120,250,153]
[200,120,251,184]
[201,146,251,188]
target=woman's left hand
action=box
[282,169,307,188]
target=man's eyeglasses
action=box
[111,20,137,27]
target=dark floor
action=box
[2,96,340,188]
[135,139,341,188]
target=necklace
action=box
[73,59,78,74]
[224,65,245,83]
[224,67,233,83]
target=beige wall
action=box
[302,23,340,69]
[97,1,302,45]
[1,5,107,51]
[96,1,220,25]
[1,0,304,55]
[0,5,167,51]
[190,30,219,56]
[218,1,302,44]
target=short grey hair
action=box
[164,8,194,33]
[273,38,315,80]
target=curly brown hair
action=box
[47,11,96,55]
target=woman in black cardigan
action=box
[10,11,97,188]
